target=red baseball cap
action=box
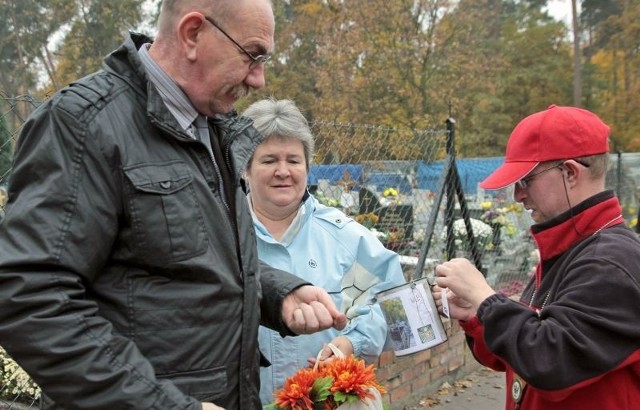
[480,105,610,190]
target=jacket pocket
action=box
[123,161,207,264]
[157,366,228,402]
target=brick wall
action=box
[375,318,483,408]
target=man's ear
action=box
[562,160,582,184]
[178,12,206,62]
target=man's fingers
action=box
[285,286,348,334]
[290,303,322,334]
[310,290,347,329]
[333,312,347,330]
[293,301,347,334]
[435,276,449,290]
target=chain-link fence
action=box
[1,93,639,407]
[0,93,44,409]
[306,119,540,288]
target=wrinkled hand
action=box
[283,285,347,335]
[201,402,224,410]
[434,258,496,319]
[308,335,353,366]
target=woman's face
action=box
[245,136,308,218]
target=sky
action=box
[545,0,576,25]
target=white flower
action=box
[413,228,425,242]
[370,228,389,241]
[1,347,41,400]
[441,218,493,243]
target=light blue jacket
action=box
[253,195,406,406]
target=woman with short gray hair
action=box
[242,98,406,407]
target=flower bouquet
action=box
[380,187,401,207]
[270,344,386,410]
[355,212,379,229]
[441,217,493,251]
[1,346,41,401]
[382,187,398,198]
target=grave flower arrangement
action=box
[355,212,379,229]
[0,346,41,401]
[380,187,401,207]
[479,201,521,238]
[441,218,494,251]
[269,353,386,410]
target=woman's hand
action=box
[308,335,353,366]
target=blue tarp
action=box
[416,157,503,194]
[308,164,413,194]
[308,164,363,186]
[365,173,413,194]
[309,157,504,195]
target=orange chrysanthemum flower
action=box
[273,367,319,410]
[319,355,387,401]
[271,355,385,409]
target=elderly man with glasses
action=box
[432,105,640,410]
[0,1,348,409]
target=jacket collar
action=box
[250,195,316,246]
[531,190,623,286]
[102,33,263,178]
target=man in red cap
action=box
[433,105,640,409]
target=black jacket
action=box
[0,32,307,409]
[463,191,640,409]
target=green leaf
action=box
[311,376,334,402]
[332,391,351,403]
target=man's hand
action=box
[431,284,476,321]
[434,258,496,320]
[202,402,224,409]
[282,285,347,334]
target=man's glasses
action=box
[516,163,563,190]
[204,16,271,70]
[516,159,590,190]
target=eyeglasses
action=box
[203,16,272,70]
[516,163,563,190]
[515,159,591,190]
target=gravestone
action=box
[358,187,414,250]
[359,187,381,214]
[376,204,414,241]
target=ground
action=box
[404,367,505,409]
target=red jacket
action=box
[461,192,640,410]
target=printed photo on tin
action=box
[376,278,447,356]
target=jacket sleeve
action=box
[0,101,200,409]
[459,316,507,372]
[339,224,407,361]
[478,254,640,393]
[259,260,311,336]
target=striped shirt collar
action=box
[138,43,199,133]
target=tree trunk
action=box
[571,0,582,106]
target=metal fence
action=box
[1,93,638,407]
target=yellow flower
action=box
[506,203,524,213]
[480,201,493,210]
[355,212,379,228]
[382,187,398,198]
